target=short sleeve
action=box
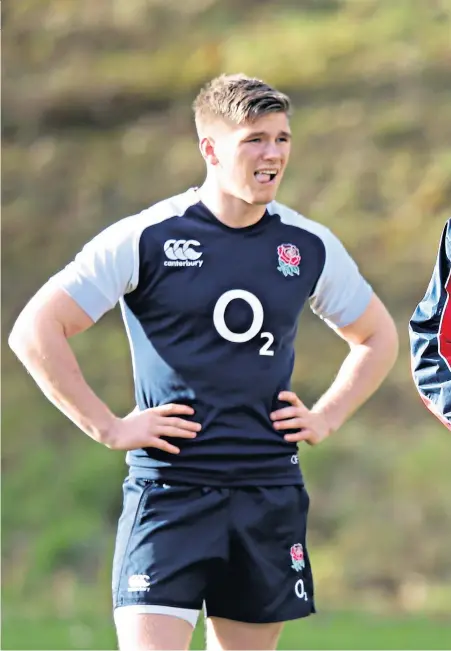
[309,229,373,328]
[51,216,141,322]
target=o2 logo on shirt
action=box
[213,290,274,356]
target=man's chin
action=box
[248,188,278,205]
[241,183,278,205]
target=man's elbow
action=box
[367,315,399,370]
[8,309,37,360]
[8,305,56,362]
[8,328,20,356]
[385,316,400,366]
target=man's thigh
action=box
[112,479,228,631]
[115,611,194,651]
[205,485,315,624]
[206,617,283,651]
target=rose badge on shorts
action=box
[277,244,301,277]
[290,543,305,572]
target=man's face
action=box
[202,112,292,205]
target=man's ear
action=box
[199,136,219,165]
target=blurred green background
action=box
[2,0,451,649]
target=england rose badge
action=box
[277,243,301,277]
[290,543,305,571]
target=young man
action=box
[9,74,398,651]
[410,219,451,430]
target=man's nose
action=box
[262,142,281,159]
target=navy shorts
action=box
[112,478,315,624]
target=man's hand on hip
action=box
[105,403,201,453]
[270,391,330,446]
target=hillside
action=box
[2,0,451,647]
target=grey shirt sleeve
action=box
[51,216,141,322]
[309,228,373,329]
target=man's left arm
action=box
[326,293,398,429]
[271,298,398,444]
[271,294,398,445]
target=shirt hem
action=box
[127,465,304,487]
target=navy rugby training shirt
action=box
[409,220,451,430]
[55,188,372,485]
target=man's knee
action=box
[114,609,196,651]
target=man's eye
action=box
[248,138,261,143]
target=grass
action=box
[2,611,450,650]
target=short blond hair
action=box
[193,73,291,135]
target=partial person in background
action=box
[9,74,398,651]
[409,219,451,430]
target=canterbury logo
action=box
[163,239,203,267]
[128,574,151,592]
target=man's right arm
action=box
[10,214,202,450]
[8,282,120,444]
[9,282,201,451]
[8,216,141,445]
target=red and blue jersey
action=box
[409,220,451,430]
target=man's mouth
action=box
[254,169,279,184]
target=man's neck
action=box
[196,181,267,229]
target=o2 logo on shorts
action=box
[294,578,308,602]
[213,290,274,356]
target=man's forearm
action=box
[9,317,116,444]
[312,328,398,433]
